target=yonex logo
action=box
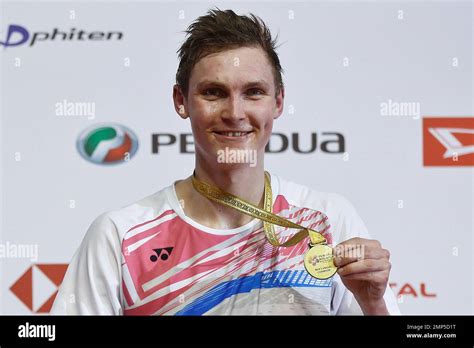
[77,123,139,165]
[150,247,174,262]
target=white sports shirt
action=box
[51,173,401,315]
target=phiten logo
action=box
[77,124,139,165]
[0,24,123,48]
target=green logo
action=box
[77,123,138,165]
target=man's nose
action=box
[220,94,245,121]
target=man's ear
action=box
[173,84,189,119]
[274,86,285,120]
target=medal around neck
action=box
[191,171,338,280]
[303,244,337,279]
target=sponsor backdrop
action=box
[1,1,472,315]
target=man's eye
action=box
[203,88,224,97]
[247,88,264,96]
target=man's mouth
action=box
[213,131,253,137]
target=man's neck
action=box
[195,162,265,203]
[175,163,266,230]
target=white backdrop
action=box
[1,0,473,315]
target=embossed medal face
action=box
[304,244,337,280]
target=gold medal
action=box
[304,244,337,279]
[191,171,338,280]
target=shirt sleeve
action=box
[50,213,123,315]
[328,194,401,315]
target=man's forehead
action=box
[190,47,274,88]
[200,46,265,62]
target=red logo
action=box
[423,117,474,166]
[10,264,68,313]
[390,282,436,298]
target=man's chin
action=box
[213,162,259,170]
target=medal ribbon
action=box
[191,171,327,247]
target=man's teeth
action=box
[219,132,248,136]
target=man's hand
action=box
[333,237,391,315]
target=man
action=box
[51,9,399,315]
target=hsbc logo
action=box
[10,264,68,313]
[423,117,474,166]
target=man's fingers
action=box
[338,269,390,283]
[337,258,391,277]
[333,238,381,261]
[335,237,381,250]
[333,246,390,268]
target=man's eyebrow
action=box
[243,80,270,89]
[196,80,226,89]
[196,79,270,89]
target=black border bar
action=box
[0,315,472,346]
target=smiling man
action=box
[51,9,400,315]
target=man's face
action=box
[175,46,284,168]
